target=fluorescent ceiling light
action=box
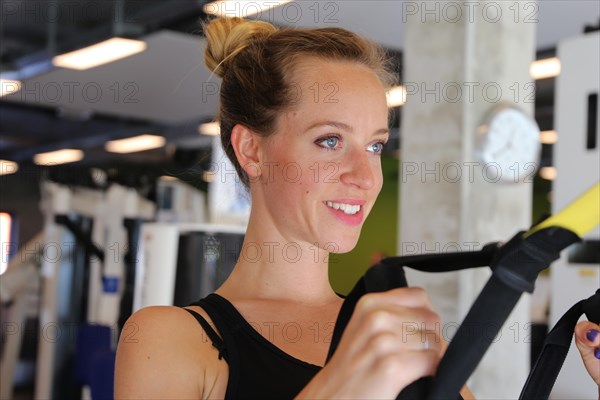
[386,85,406,107]
[199,122,221,136]
[105,134,166,153]
[539,130,558,145]
[530,57,561,80]
[52,38,147,70]
[0,79,21,97]
[34,149,84,165]
[539,166,557,181]
[0,160,19,175]
[203,0,293,17]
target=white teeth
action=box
[326,201,361,215]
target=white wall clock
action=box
[475,105,541,183]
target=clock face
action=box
[476,107,541,183]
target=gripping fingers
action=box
[365,328,442,357]
[344,303,443,383]
[357,287,435,312]
[369,349,440,391]
[341,288,442,359]
[399,322,442,354]
[314,288,444,399]
[344,306,441,357]
[574,321,600,386]
[361,306,440,332]
[351,288,439,339]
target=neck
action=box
[217,212,337,305]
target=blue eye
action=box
[368,141,387,155]
[316,136,340,150]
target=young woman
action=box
[115,17,600,399]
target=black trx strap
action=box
[429,227,580,399]
[326,227,585,400]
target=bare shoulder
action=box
[114,305,223,399]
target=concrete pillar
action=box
[399,2,536,398]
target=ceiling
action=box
[1,0,599,184]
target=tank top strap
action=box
[191,294,239,329]
[184,308,228,361]
[187,293,241,399]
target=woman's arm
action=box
[114,306,211,399]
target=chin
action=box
[323,232,361,254]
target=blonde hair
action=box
[203,17,396,186]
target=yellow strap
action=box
[525,182,600,238]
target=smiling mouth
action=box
[325,201,361,215]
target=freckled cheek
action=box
[269,161,318,195]
[297,170,321,195]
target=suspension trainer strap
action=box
[428,227,580,399]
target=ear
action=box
[230,124,262,180]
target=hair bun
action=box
[203,17,277,78]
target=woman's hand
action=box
[296,287,442,399]
[574,321,600,387]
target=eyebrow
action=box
[305,121,389,136]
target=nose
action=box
[339,148,375,190]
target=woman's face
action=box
[253,58,389,253]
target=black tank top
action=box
[185,293,321,399]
